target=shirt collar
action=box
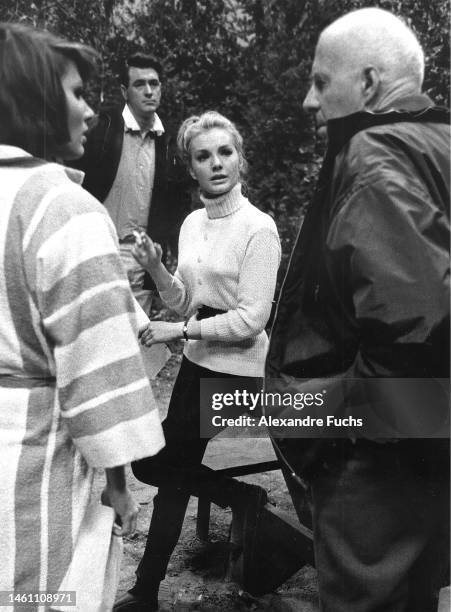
[122,105,165,136]
[0,145,32,160]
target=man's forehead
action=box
[311,46,332,76]
[128,66,160,82]
[312,35,350,75]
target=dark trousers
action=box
[280,438,450,612]
[131,356,258,592]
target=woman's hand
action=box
[139,321,183,345]
[131,232,163,272]
[139,315,201,345]
[102,468,140,537]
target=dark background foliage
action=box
[1,0,449,271]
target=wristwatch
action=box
[182,320,189,341]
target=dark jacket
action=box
[73,107,191,288]
[266,95,450,447]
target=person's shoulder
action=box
[185,206,205,221]
[348,122,404,152]
[344,117,447,171]
[180,207,205,229]
[20,160,74,194]
[158,121,179,154]
[344,124,398,164]
[14,162,107,232]
[333,126,404,194]
[45,163,106,214]
[241,199,278,233]
[155,115,173,135]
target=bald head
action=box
[303,8,425,132]
[321,8,424,99]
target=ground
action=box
[97,303,319,611]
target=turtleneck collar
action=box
[200,183,245,219]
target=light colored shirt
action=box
[159,183,281,376]
[103,105,165,240]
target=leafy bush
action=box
[1,0,448,278]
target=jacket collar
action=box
[377,93,435,112]
[326,94,449,158]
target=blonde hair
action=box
[177,110,248,176]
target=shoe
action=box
[113,591,158,612]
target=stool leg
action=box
[196,497,211,541]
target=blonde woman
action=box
[115,111,281,611]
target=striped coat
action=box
[0,146,164,606]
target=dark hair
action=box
[0,22,97,158]
[120,52,162,87]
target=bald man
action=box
[266,8,449,612]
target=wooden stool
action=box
[196,460,280,540]
[195,457,314,596]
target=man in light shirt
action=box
[75,52,190,313]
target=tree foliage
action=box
[1,0,449,263]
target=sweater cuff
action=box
[199,313,237,341]
[199,316,217,339]
[158,276,185,311]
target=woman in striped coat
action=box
[0,23,164,608]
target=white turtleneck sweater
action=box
[159,183,281,376]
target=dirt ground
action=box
[97,303,319,611]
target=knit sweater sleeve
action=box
[200,225,281,341]
[157,269,191,315]
[157,213,193,315]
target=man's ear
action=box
[362,67,380,106]
[120,84,127,102]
